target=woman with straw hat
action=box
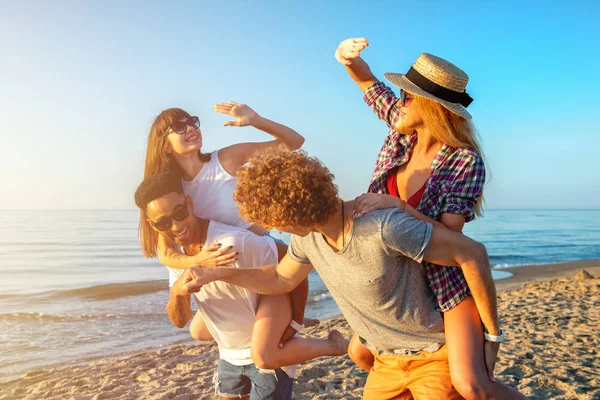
[335,38,526,399]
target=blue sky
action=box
[1,0,598,209]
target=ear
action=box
[186,196,194,213]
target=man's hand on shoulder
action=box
[171,269,194,297]
[182,268,220,293]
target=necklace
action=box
[341,200,345,248]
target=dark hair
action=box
[134,172,183,213]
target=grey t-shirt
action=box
[288,208,445,355]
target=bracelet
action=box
[484,329,505,343]
[289,319,305,334]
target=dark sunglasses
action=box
[149,202,189,231]
[399,89,414,107]
[168,116,200,134]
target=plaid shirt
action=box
[364,82,486,311]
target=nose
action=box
[171,219,186,232]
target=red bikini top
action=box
[387,169,429,208]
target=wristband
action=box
[484,329,505,343]
[289,319,304,334]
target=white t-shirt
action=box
[181,150,252,230]
[167,221,287,367]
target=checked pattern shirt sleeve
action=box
[363,81,401,129]
[422,149,485,311]
[438,150,485,222]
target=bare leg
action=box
[189,310,213,341]
[251,294,348,369]
[445,296,527,400]
[348,332,374,371]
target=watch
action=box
[289,319,305,334]
[484,329,505,343]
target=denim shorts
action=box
[215,359,293,400]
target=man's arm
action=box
[423,226,499,336]
[184,254,313,296]
[166,270,195,328]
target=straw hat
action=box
[384,53,474,119]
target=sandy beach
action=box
[1,260,599,400]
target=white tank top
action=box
[181,150,252,229]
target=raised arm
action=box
[213,102,305,175]
[422,227,499,336]
[334,38,378,92]
[183,253,313,296]
[335,38,400,128]
[157,233,238,269]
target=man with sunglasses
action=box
[134,172,298,399]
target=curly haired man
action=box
[183,148,500,399]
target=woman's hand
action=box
[484,341,500,382]
[335,37,369,66]
[191,243,238,268]
[353,193,405,218]
[213,101,260,127]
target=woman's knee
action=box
[251,347,280,370]
[348,336,374,370]
[348,341,367,363]
[189,324,212,341]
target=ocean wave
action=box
[492,263,535,269]
[489,254,530,262]
[0,280,169,302]
[52,280,168,301]
[307,291,333,304]
[0,311,164,322]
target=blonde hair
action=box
[139,108,195,258]
[235,148,339,229]
[413,95,485,217]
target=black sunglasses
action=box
[399,89,414,107]
[168,116,200,135]
[150,202,189,231]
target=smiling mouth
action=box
[186,134,199,143]
[174,227,188,238]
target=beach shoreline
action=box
[1,259,599,399]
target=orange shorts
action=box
[362,345,462,400]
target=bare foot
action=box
[304,318,320,328]
[327,329,349,356]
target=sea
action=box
[1,209,599,383]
